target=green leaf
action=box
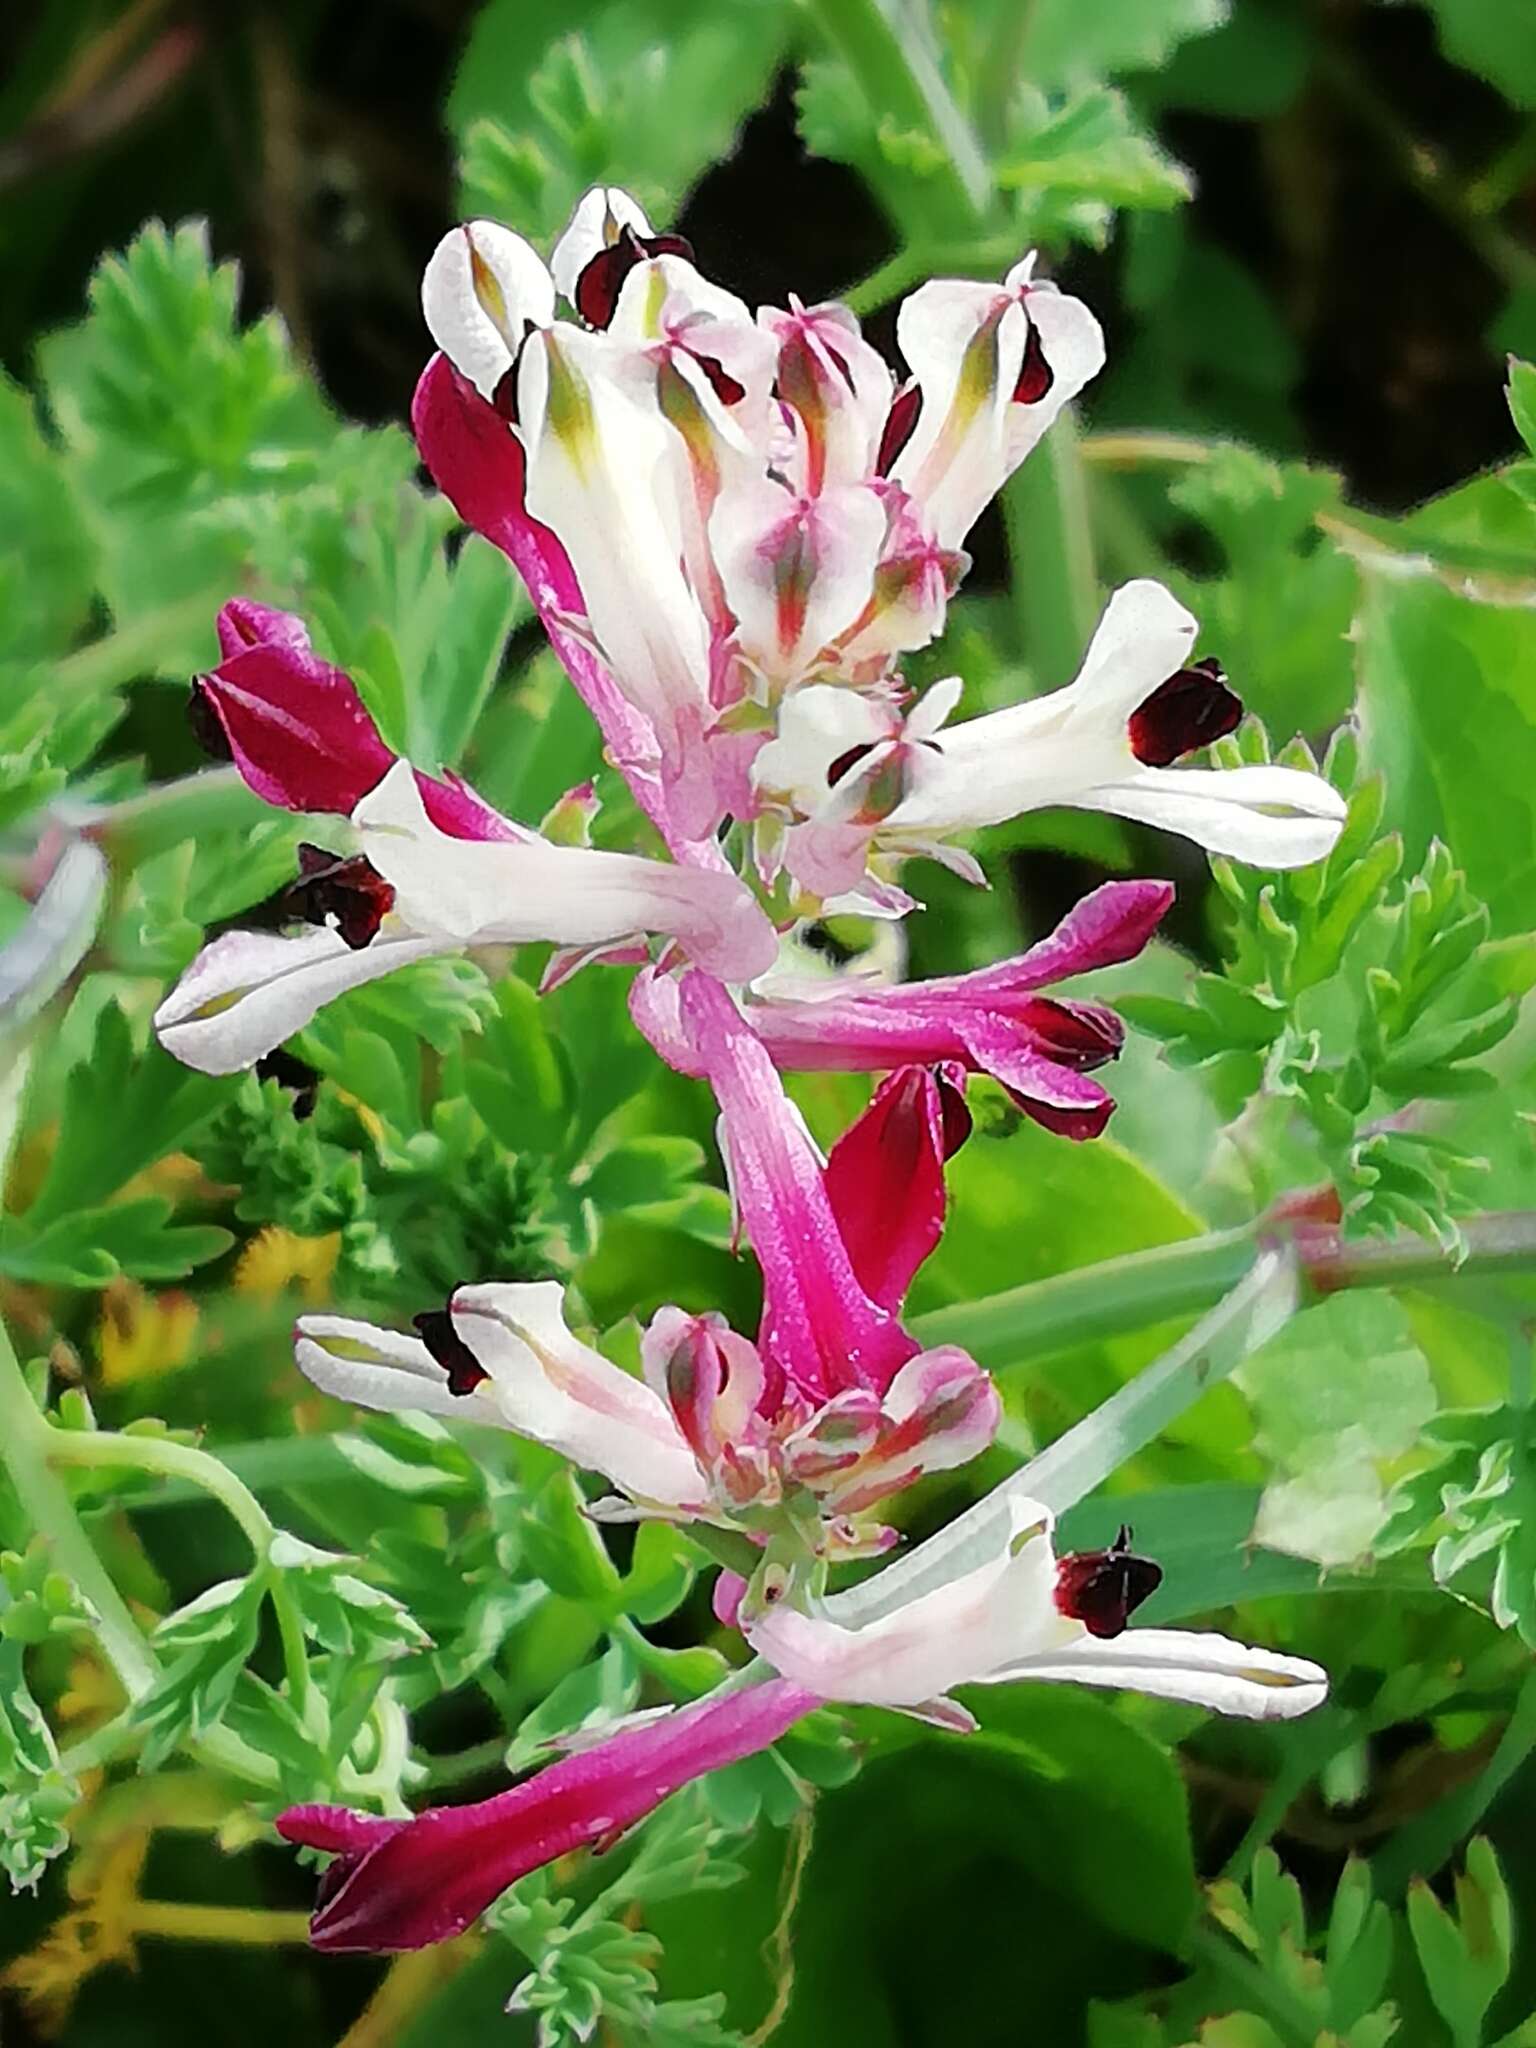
[1014,0,1228,90]
[452,0,792,244]
[1419,0,1536,106]
[995,87,1190,248]
[132,1574,265,1769]
[1241,1292,1438,1567]
[1509,358,1536,459]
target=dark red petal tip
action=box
[188,678,234,762]
[1054,1524,1162,1639]
[413,1308,490,1396]
[694,351,746,407]
[877,380,923,475]
[574,226,694,330]
[1129,657,1242,768]
[1012,320,1054,406]
[286,847,396,950]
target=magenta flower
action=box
[748,878,1174,1140]
[278,1679,817,1952]
[154,603,776,1074]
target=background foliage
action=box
[6,0,1536,2043]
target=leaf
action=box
[1419,0,1536,106]
[0,1640,79,1891]
[1509,358,1536,460]
[1241,1292,1438,1567]
[451,0,793,245]
[996,87,1192,248]
[132,1575,265,1769]
[1014,0,1229,90]
[1357,566,1536,939]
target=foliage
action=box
[4,4,1536,2047]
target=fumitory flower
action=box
[633,876,1173,1140]
[295,973,996,1547]
[154,600,776,1075]
[754,579,1348,912]
[277,1490,1325,1953]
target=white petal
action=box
[153,925,441,1075]
[1082,763,1348,868]
[421,221,555,402]
[904,673,964,741]
[891,272,1104,548]
[744,1495,1074,1705]
[1058,579,1199,728]
[752,685,891,812]
[451,1280,705,1507]
[518,326,713,760]
[990,1630,1329,1722]
[551,186,653,308]
[712,477,887,688]
[294,1314,489,1422]
[352,762,776,981]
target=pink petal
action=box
[278,1679,816,1952]
[678,972,918,1400]
[823,1065,970,1308]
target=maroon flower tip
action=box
[1054,1525,1162,1639]
[286,846,396,950]
[575,226,694,330]
[1128,658,1242,768]
[825,741,877,789]
[1012,320,1054,406]
[1019,997,1125,1071]
[694,351,746,407]
[877,380,923,475]
[933,1063,973,1159]
[187,678,234,762]
[1009,1084,1116,1143]
[413,1307,490,1396]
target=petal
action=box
[518,326,714,780]
[760,299,894,494]
[991,878,1175,990]
[194,640,395,815]
[823,1065,969,1307]
[989,1629,1329,1722]
[677,971,918,1400]
[550,186,654,308]
[745,1494,1071,1704]
[421,221,555,404]
[1051,579,1200,731]
[752,685,891,814]
[1083,763,1348,868]
[154,926,442,1075]
[826,1344,999,1511]
[449,1280,705,1508]
[215,598,312,662]
[712,478,888,689]
[294,1314,491,1423]
[951,1023,1117,1140]
[352,761,776,981]
[280,1679,817,1951]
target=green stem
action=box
[841,233,1020,315]
[912,1225,1258,1369]
[43,1426,315,1733]
[1001,404,1098,686]
[78,767,271,868]
[1184,1924,1319,2047]
[0,1322,159,1697]
[52,594,217,708]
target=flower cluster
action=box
[154,186,1340,1955]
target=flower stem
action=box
[1001,407,1099,687]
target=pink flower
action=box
[278,1679,818,1952]
[747,879,1174,1140]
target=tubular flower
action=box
[154,603,776,1076]
[295,1033,997,1546]
[740,878,1174,1140]
[754,580,1347,909]
[278,1496,1324,1954]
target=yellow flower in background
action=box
[95,1283,198,1389]
[233,1227,340,1304]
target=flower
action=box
[279,1496,1324,1953]
[295,1027,996,1539]
[742,1493,1328,1730]
[741,878,1173,1140]
[278,1678,818,1952]
[154,606,777,1075]
[756,580,1348,909]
